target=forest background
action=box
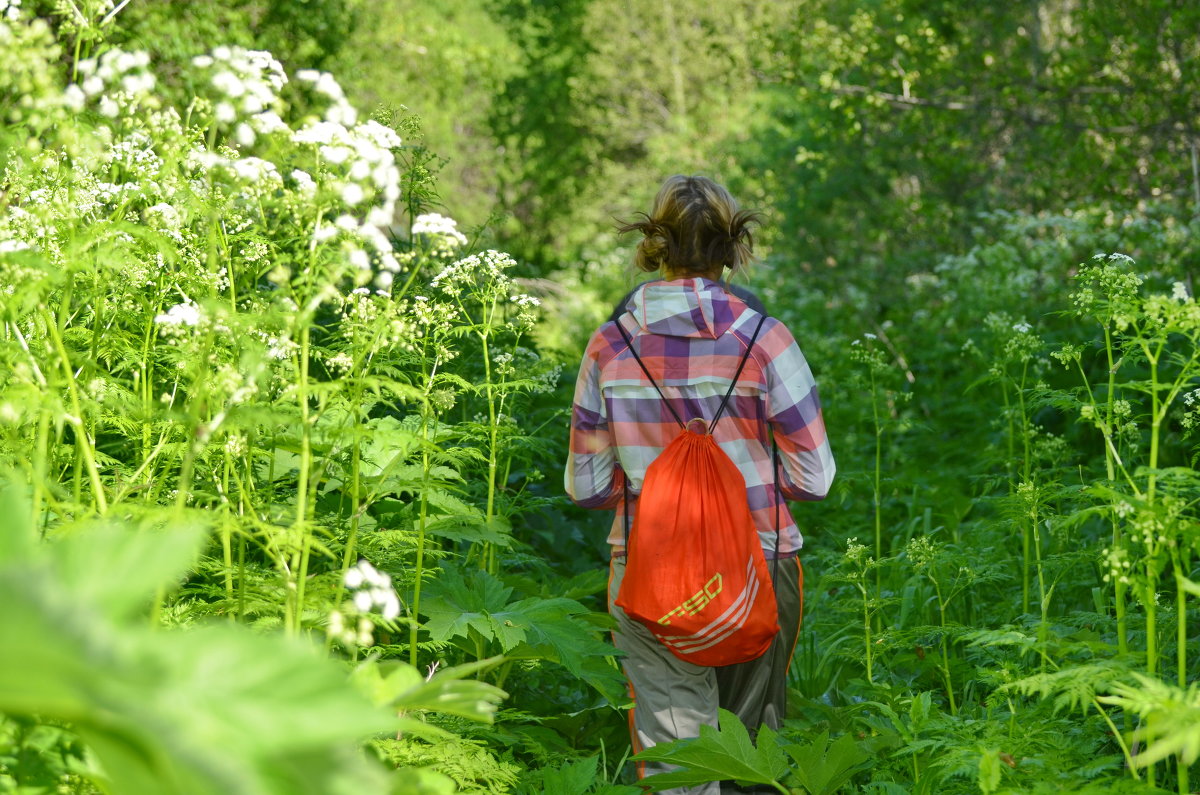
[2,0,1200,793]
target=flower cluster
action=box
[1071,253,1143,322]
[432,249,518,297]
[412,212,468,254]
[343,559,401,621]
[154,302,203,329]
[845,536,872,567]
[71,48,157,116]
[1100,545,1133,587]
[1181,388,1200,435]
[905,536,936,570]
[291,116,403,230]
[191,45,288,145]
[295,68,356,127]
[327,610,375,649]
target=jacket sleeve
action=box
[763,320,836,501]
[564,328,626,510]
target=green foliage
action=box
[1099,675,1200,768]
[633,709,790,791]
[370,733,521,794]
[421,563,626,703]
[784,731,872,795]
[633,709,872,794]
[516,755,641,795]
[0,483,398,794]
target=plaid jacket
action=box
[564,277,835,555]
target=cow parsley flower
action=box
[154,302,202,327]
[290,169,316,192]
[412,212,467,247]
[343,559,401,620]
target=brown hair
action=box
[618,175,761,277]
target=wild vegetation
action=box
[2,1,1199,793]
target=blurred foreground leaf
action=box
[0,482,400,795]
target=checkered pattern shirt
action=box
[564,277,835,555]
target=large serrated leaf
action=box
[634,709,789,790]
[420,565,519,646]
[422,514,513,547]
[782,731,870,795]
[537,754,598,794]
[502,597,626,703]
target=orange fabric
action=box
[614,426,779,667]
[787,557,805,671]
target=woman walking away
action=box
[564,174,836,794]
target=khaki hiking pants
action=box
[608,554,804,795]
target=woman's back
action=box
[566,276,833,557]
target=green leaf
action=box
[390,766,458,794]
[538,754,598,795]
[977,748,1002,795]
[49,517,208,621]
[357,416,419,475]
[634,709,788,790]
[0,498,399,795]
[422,514,513,547]
[502,597,626,703]
[390,666,507,724]
[0,482,34,562]
[420,565,518,646]
[781,731,870,795]
[351,658,506,737]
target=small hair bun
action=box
[625,214,674,273]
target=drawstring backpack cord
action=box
[615,312,768,553]
[623,477,630,550]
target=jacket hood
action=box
[623,278,744,339]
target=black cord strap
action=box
[615,318,685,428]
[711,314,768,430]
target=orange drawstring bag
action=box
[613,316,779,666]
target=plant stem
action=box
[859,580,873,682]
[221,450,234,605]
[44,310,107,514]
[1099,329,1128,658]
[1173,555,1190,795]
[1090,698,1140,780]
[479,320,499,574]
[1032,498,1049,673]
[31,409,49,537]
[871,368,883,604]
[289,324,314,636]
[1017,362,1031,616]
[932,577,957,715]
[411,408,432,667]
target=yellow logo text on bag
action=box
[658,573,723,626]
